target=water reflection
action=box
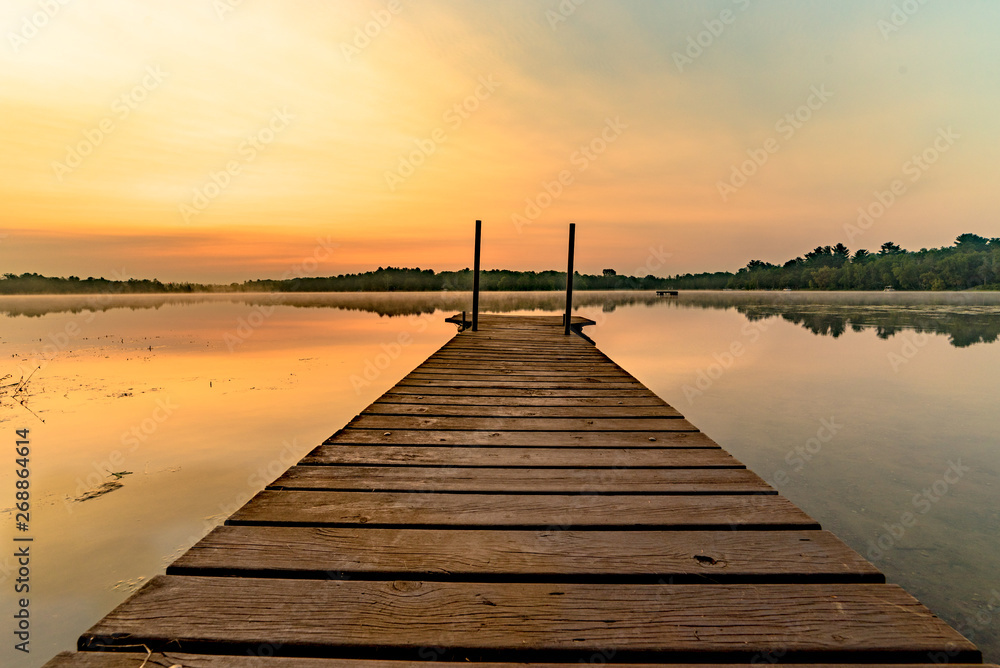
[1,291,998,665]
[724,305,1000,347]
[660,292,1000,347]
[4,290,1000,347]
[0,291,660,319]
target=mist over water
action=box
[4,289,1000,345]
[1,291,998,665]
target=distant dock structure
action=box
[656,289,679,296]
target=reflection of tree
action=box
[3,291,999,348]
[737,304,1000,348]
[0,291,663,319]
[637,291,1000,348]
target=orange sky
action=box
[2,1,998,282]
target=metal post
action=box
[472,220,481,332]
[564,222,575,335]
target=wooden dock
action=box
[46,314,991,668]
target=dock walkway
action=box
[47,315,990,667]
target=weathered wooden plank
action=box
[435,341,598,350]
[407,368,632,378]
[79,577,979,662]
[384,386,660,397]
[403,375,636,386]
[169,527,880,583]
[395,379,646,389]
[421,352,622,362]
[450,321,584,331]
[322,429,718,448]
[376,394,669,407]
[362,404,683,418]
[431,345,598,353]
[269,465,774,494]
[442,326,593,336]
[441,335,593,341]
[227,490,816,529]
[439,337,595,344]
[303,445,739,468]
[414,369,631,378]
[414,366,627,375]
[45,656,1000,668]
[420,357,620,367]
[417,366,625,376]
[425,354,609,363]
[346,415,697,432]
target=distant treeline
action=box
[0,268,672,295]
[4,233,998,294]
[666,234,1000,291]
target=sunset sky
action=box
[2,0,998,283]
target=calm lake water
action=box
[1,291,999,665]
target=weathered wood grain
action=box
[411,364,629,374]
[362,404,683,418]
[303,446,739,468]
[268,465,774,494]
[46,655,1000,668]
[384,386,661,397]
[346,415,697,432]
[394,379,647,389]
[323,428,716,447]
[79,577,979,662]
[419,358,623,369]
[426,354,608,363]
[169,527,881,584]
[376,394,670,407]
[226,489,816,529]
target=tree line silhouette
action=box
[667,234,1000,290]
[0,268,671,294]
[3,234,997,294]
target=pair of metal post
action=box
[470,220,575,335]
